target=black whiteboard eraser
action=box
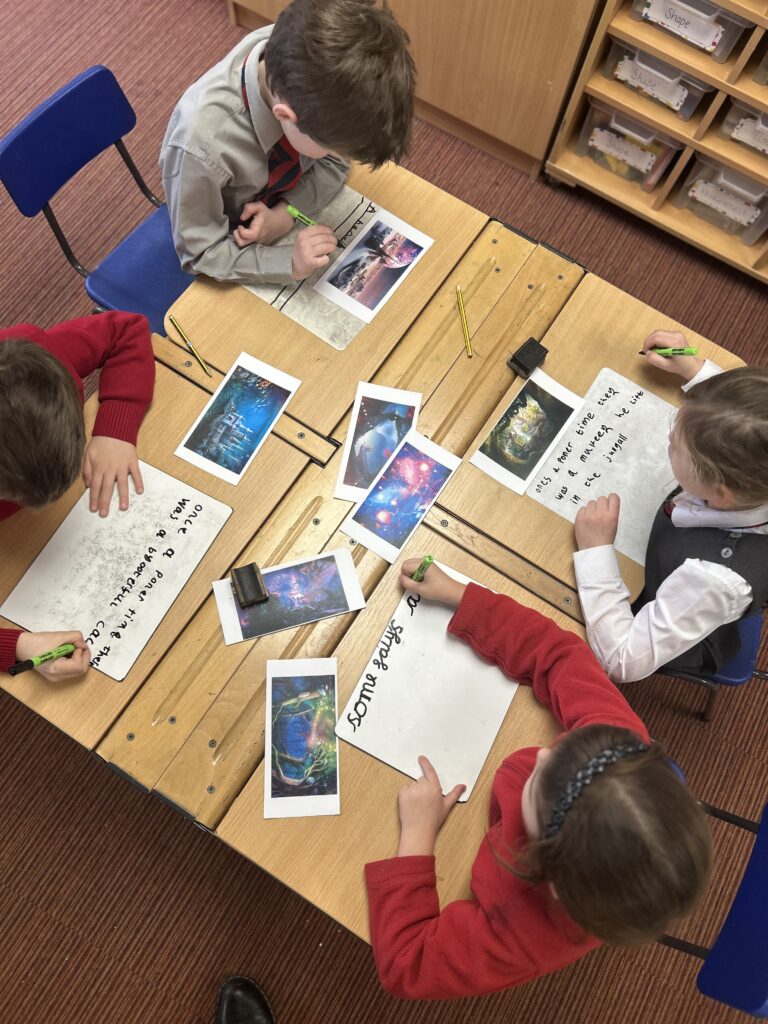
[231,563,268,606]
[507,338,548,378]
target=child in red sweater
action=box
[365,558,712,1001]
[0,311,155,681]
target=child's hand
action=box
[397,756,466,857]
[234,201,293,247]
[15,631,91,681]
[400,559,466,607]
[575,494,621,550]
[83,437,143,516]
[291,225,338,280]
[640,330,704,381]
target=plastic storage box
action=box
[630,0,752,63]
[675,157,768,243]
[577,100,684,190]
[753,48,768,84]
[603,41,715,120]
[719,99,768,156]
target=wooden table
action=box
[162,163,489,440]
[438,274,746,598]
[216,528,567,941]
[3,162,744,960]
[0,362,308,748]
[97,228,583,820]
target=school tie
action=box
[241,54,303,208]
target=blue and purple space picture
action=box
[351,441,452,548]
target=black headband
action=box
[543,741,649,839]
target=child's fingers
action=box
[402,557,421,577]
[418,754,438,783]
[240,201,266,221]
[116,470,130,512]
[607,493,621,516]
[131,459,144,496]
[89,471,104,512]
[642,329,686,351]
[99,473,116,517]
[443,784,466,811]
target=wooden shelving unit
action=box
[548,0,768,283]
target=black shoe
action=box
[215,976,276,1024]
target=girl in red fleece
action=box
[365,558,712,1001]
[0,311,155,681]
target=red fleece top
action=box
[365,583,651,1001]
[0,312,155,671]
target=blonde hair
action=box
[677,367,768,506]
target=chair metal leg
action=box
[42,204,89,277]
[114,139,162,208]
[702,683,719,722]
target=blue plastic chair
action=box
[659,803,768,1017]
[0,65,193,334]
[659,614,767,722]
[697,803,768,1017]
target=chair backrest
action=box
[0,65,136,217]
[714,614,764,686]
[697,803,768,1017]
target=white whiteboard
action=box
[336,565,518,800]
[0,463,232,681]
[527,368,677,565]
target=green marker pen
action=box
[8,642,77,676]
[286,203,316,227]
[639,347,699,357]
[411,554,434,583]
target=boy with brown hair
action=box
[160,0,415,286]
[0,311,155,680]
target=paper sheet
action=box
[0,463,232,681]
[528,368,677,564]
[336,564,517,800]
[243,186,432,348]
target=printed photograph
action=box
[314,213,433,323]
[182,364,290,475]
[326,219,423,312]
[351,440,453,549]
[238,554,352,640]
[479,379,575,482]
[345,396,416,490]
[270,672,338,799]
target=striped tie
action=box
[241,54,303,209]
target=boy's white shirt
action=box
[574,359,768,684]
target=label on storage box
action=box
[732,116,768,155]
[589,127,657,172]
[689,179,761,225]
[616,55,689,110]
[643,0,724,52]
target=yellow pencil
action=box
[456,285,473,358]
[169,314,213,378]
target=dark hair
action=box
[510,724,712,946]
[677,366,768,506]
[265,0,415,167]
[0,340,85,506]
